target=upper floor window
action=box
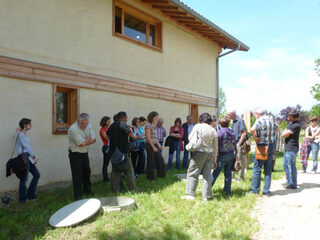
[113,1,162,51]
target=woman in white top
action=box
[15,118,40,203]
[305,116,320,173]
[181,113,218,201]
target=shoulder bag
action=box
[255,122,271,161]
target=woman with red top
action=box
[99,116,111,182]
[168,117,184,170]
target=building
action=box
[0,0,248,192]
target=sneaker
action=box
[181,195,195,200]
[203,197,213,201]
[262,192,271,197]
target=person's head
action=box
[132,117,139,127]
[113,114,119,122]
[288,111,299,122]
[310,116,318,126]
[174,117,182,127]
[199,112,212,125]
[211,115,217,127]
[147,111,159,124]
[19,118,32,131]
[117,111,127,122]
[139,116,147,126]
[100,116,111,128]
[228,110,236,120]
[253,108,266,119]
[219,116,230,128]
[157,117,164,127]
[78,113,89,129]
[186,114,193,125]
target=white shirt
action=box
[68,122,96,153]
[188,123,218,154]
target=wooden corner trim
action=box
[0,55,217,107]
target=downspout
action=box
[216,43,241,116]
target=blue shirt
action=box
[231,116,246,142]
[137,126,145,143]
[15,131,34,157]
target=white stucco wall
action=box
[0,0,219,98]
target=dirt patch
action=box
[252,167,320,240]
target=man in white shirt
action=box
[68,113,96,200]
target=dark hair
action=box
[288,111,299,119]
[132,117,139,126]
[174,117,182,126]
[19,118,32,129]
[139,116,146,122]
[212,115,217,122]
[113,114,118,122]
[219,116,230,128]
[117,111,127,120]
[199,113,212,124]
[310,116,318,122]
[100,116,110,127]
[147,111,159,123]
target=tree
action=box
[309,58,320,116]
[279,105,309,128]
[219,87,227,116]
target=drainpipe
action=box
[216,43,241,117]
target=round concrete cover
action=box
[49,198,101,228]
[99,197,136,212]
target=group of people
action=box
[9,108,318,203]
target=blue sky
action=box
[182,0,320,115]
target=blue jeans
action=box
[283,151,298,188]
[136,142,146,174]
[250,143,273,194]
[19,153,40,202]
[310,143,319,172]
[168,141,181,170]
[211,152,234,195]
[182,149,194,169]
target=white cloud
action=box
[221,48,319,115]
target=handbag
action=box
[241,139,251,154]
[186,131,201,152]
[255,145,268,160]
[164,136,174,147]
[110,147,129,172]
[232,157,242,172]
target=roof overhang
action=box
[138,0,249,51]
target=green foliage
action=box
[310,104,320,117]
[219,87,227,117]
[279,120,288,131]
[310,83,320,102]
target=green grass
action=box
[0,153,287,240]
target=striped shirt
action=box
[251,116,272,145]
[156,125,166,142]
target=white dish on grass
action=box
[49,198,101,228]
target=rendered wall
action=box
[0,0,219,98]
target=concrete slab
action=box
[99,197,136,213]
[49,198,101,228]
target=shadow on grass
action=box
[93,223,192,240]
[221,230,251,240]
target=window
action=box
[53,84,78,134]
[113,1,162,50]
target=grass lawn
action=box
[0,152,287,240]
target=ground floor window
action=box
[53,84,78,134]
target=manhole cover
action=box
[99,197,136,212]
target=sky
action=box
[182,0,320,115]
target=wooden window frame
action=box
[53,84,79,134]
[113,0,162,52]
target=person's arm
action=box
[179,127,184,139]
[146,127,158,152]
[239,120,247,145]
[251,120,260,144]
[282,129,293,138]
[305,127,313,139]
[101,131,109,141]
[170,126,180,138]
